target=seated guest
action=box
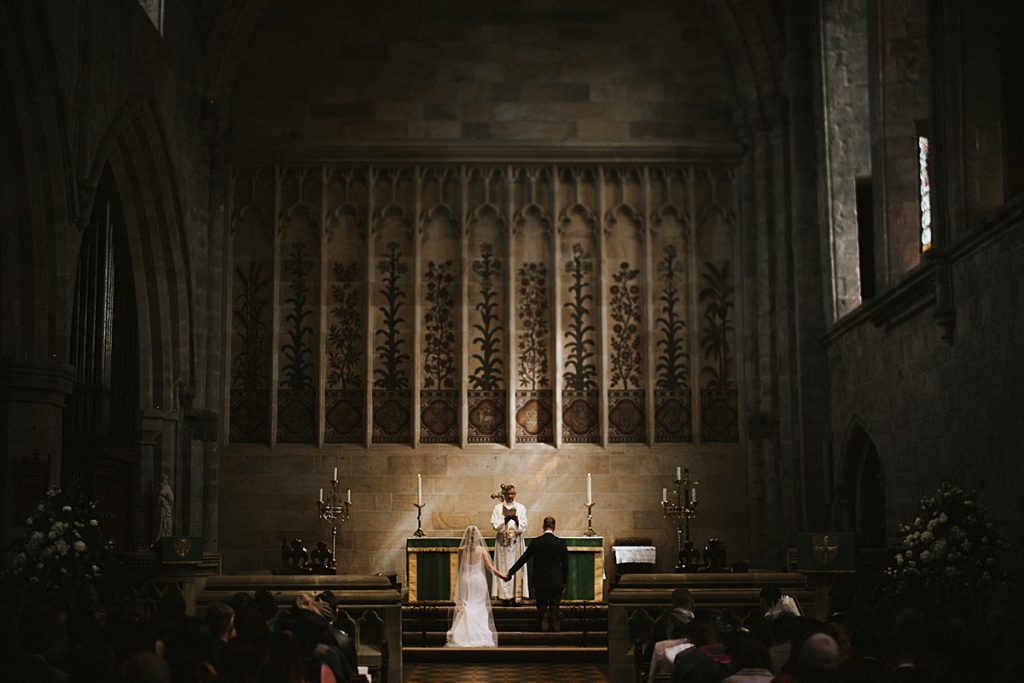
[837,618,885,683]
[760,585,801,621]
[11,604,71,683]
[108,600,160,663]
[799,632,842,683]
[315,591,357,680]
[670,620,734,683]
[263,630,312,683]
[232,604,271,654]
[254,589,281,624]
[163,616,216,682]
[217,637,263,683]
[721,631,774,683]
[647,588,697,681]
[205,602,236,671]
[883,608,936,683]
[774,621,842,683]
[766,613,804,674]
[120,651,172,683]
[275,593,356,682]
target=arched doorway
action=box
[837,421,887,549]
[63,167,141,550]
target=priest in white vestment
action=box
[490,485,528,603]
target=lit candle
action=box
[676,466,681,481]
[690,487,698,504]
[662,487,667,503]
[418,474,422,505]
[333,467,338,481]
[347,488,351,504]
[319,488,323,503]
[587,473,592,505]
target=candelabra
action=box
[412,502,426,537]
[661,468,700,571]
[317,476,351,572]
[583,502,597,536]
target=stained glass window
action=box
[918,135,932,252]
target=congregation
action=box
[1,590,363,683]
[640,587,1022,683]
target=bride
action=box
[446,525,508,647]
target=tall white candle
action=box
[662,487,667,503]
[418,474,422,505]
[690,487,698,504]
[319,488,323,503]
[347,488,351,504]
[333,467,338,481]
[587,473,592,505]
[676,466,682,481]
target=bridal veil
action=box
[446,525,498,647]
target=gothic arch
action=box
[0,1,77,358]
[83,96,195,413]
[699,0,783,133]
[837,418,888,548]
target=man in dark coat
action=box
[505,515,569,631]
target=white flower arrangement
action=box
[2,486,112,607]
[886,481,1008,615]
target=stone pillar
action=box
[0,356,76,546]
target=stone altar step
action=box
[403,645,607,664]
[402,630,608,647]
[402,602,608,634]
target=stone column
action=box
[0,356,76,546]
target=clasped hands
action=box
[295,592,335,620]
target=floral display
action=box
[886,481,1008,618]
[3,486,112,608]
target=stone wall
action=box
[867,0,930,288]
[826,207,1024,567]
[817,0,871,319]
[217,0,754,577]
[227,0,738,147]
[824,0,1024,576]
[218,442,749,577]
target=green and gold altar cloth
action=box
[406,536,604,602]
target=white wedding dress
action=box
[446,526,499,647]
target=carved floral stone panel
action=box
[225,159,738,447]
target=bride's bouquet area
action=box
[886,481,1009,618]
[3,485,113,608]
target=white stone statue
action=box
[157,473,174,539]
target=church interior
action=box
[2,0,1022,681]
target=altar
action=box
[406,536,604,602]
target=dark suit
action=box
[507,530,569,628]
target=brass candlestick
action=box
[583,502,597,536]
[317,477,351,572]
[661,468,700,571]
[413,502,426,537]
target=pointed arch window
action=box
[917,129,932,253]
[137,0,164,35]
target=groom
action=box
[505,516,569,631]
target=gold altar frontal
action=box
[406,536,604,602]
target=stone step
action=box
[403,645,607,664]
[402,630,608,647]
[403,616,606,630]
[402,603,608,633]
